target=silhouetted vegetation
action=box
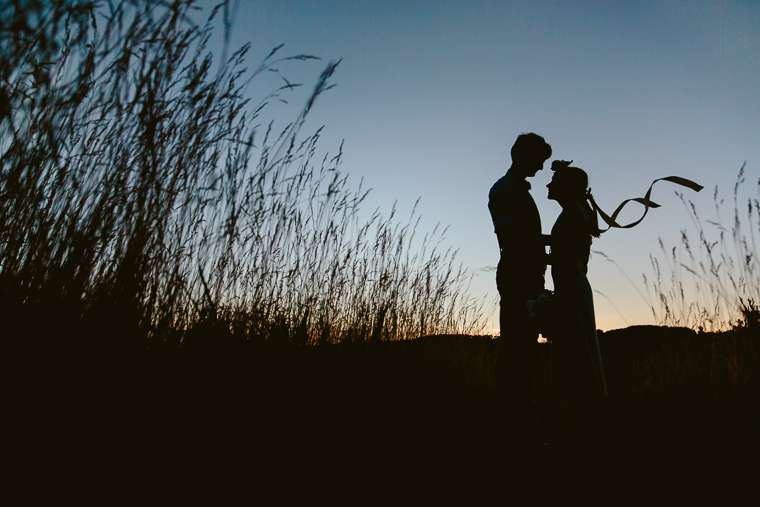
[4,4,756,491]
[1,0,485,354]
[646,165,760,331]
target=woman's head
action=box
[547,160,589,202]
[547,160,601,238]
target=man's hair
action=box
[511,133,552,164]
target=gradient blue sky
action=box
[201,0,760,331]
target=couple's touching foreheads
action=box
[488,132,703,451]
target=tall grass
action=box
[645,164,759,331]
[0,0,485,352]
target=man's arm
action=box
[488,180,516,253]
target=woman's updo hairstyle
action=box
[551,159,601,238]
[550,160,589,200]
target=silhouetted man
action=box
[488,132,552,439]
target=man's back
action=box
[489,169,544,293]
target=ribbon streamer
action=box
[588,176,703,232]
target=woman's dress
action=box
[549,202,608,434]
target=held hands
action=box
[542,234,552,266]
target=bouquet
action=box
[527,290,557,339]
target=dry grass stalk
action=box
[0,1,486,352]
[645,164,759,331]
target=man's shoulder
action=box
[489,173,517,199]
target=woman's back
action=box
[550,202,592,288]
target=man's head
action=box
[510,133,552,178]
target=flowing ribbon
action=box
[588,176,703,233]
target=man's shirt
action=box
[488,168,545,293]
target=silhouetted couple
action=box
[488,132,607,448]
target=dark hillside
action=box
[9,325,758,498]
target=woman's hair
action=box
[551,160,602,238]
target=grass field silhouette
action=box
[3,1,757,497]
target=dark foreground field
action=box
[9,326,759,500]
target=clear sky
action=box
[199,0,760,331]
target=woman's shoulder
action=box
[556,202,585,224]
[568,201,593,225]
[554,202,592,237]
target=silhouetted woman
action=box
[546,160,608,443]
